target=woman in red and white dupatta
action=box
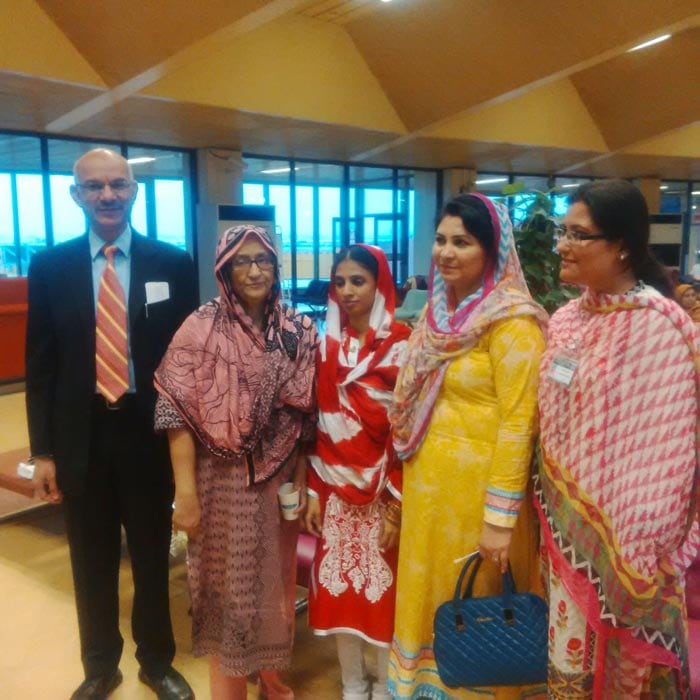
[304,244,410,700]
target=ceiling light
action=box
[560,183,580,189]
[692,191,700,196]
[659,185,668,190]
[127,156,156,164]
[260,166,298,174]
[627,34,671,53]
[475,177,508,185]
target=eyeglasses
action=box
[231,253,275,271]
[75,179,135,196]
[554,224,607,246]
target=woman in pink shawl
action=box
[536,180,700,698]
[154,225,317,700]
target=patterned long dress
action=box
[156,397,298,675]
[388,315,546,700]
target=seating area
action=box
[290,280,329,318]
[395,288,427,325]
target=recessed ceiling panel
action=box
[35,0,273,85]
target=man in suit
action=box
[26,148,198,700]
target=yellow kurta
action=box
[388,315,546,700]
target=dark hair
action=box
[331,245,379,281]
[569,180,672,297]
[437,194,496,258]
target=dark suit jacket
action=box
[25,232,199,496]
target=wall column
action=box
[195,148,244,301]
[442,168,477,203]
[637,177,661,214]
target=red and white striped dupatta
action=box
[308,245,410,505]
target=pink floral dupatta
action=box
[154,225,317,485]
[390,193,547,460]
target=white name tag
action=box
[145,281,170,304]
[548,355,577,386]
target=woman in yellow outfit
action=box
[388,193,548,700]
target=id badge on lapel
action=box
[547,354,577,387]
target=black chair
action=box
[291,279,329,317]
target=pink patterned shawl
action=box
[154,225,318,485]
[308,245,410,506]
[389,193,548,460]
[536,285,700,697]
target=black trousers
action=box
[63,395,175,680]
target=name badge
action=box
[548,355,577,386]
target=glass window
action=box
[243,183,265,205]
[48,138,116,173]
[689,184,700,277]
[295,185,314,286]
[131,182,147,233]
[660,181,687,214]
[0,134,42,171]
[0,173,15,276]
[552,177,591,217]
[17,174,46,273]
[510,175,550,225]
[154,180,186,249]
[51,174,85,243]
[318,185,340,278]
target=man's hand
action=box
[32,456,63,503]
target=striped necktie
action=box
[95,244,129,403]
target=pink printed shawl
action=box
[308,245,410,506]
[536,286,700,698]
[154,225,317,485]
[389,193,548,460]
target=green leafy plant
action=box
[504,184,579,314]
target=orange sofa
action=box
[0,276,28,381]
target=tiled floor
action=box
[0,391,345,698]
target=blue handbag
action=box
[433,552,548,688]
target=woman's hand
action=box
[173,492,201,539]
[304,495,323,537]
[292,455,308,518]
[378,515,400,552]
[478,522,513,573]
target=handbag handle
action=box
[450,552,518,629]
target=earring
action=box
[619,252,628,261]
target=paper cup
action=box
[278,482,300,520]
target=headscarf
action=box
[674,283,700,322]
[154,225,317,485]
[309,245,410,505]
[390,193,548,460]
